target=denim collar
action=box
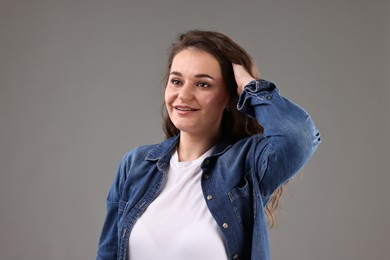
[145,134,233,162]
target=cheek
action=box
[164,87,178,116]
[164,87,173,106]
[203,92,229,111]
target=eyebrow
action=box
[169,71,215,80]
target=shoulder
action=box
[121,143,159,165]
[230,134,267,150]
[216,134,268,162]
[120,136,179,166]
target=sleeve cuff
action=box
[237,79,278,117]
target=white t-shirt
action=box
[128,148,228,260]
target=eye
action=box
[197,81,211,88]
[170,79,182,85]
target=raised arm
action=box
[233,64,321,198]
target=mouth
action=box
[174,106,199,111]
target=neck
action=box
[177,131,219,162]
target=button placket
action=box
[203,158,211,167]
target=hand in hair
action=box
[232,63,256,95]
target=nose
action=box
[178,83,194,101]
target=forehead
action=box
[171,48,222,75]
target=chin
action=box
[174,125,197,134]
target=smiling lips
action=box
[174,106,199,112]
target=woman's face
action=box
[165,48,229,139]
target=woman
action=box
[96,30,320,260]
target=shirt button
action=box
[203,158,210,166]
[232,253,239,259]
[222,222,229,229]
[207,195,213,200]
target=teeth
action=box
[176,107,195,111]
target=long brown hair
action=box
[162,30,284,227]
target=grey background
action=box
[1,0,389,259]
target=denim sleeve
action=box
[96,156,127,259]
[237,79,321,198]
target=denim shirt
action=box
[96,80,321,260]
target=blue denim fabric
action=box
[96,80,321,260]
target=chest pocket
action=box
[227,171,256,233]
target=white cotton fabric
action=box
[128,148,227,260]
